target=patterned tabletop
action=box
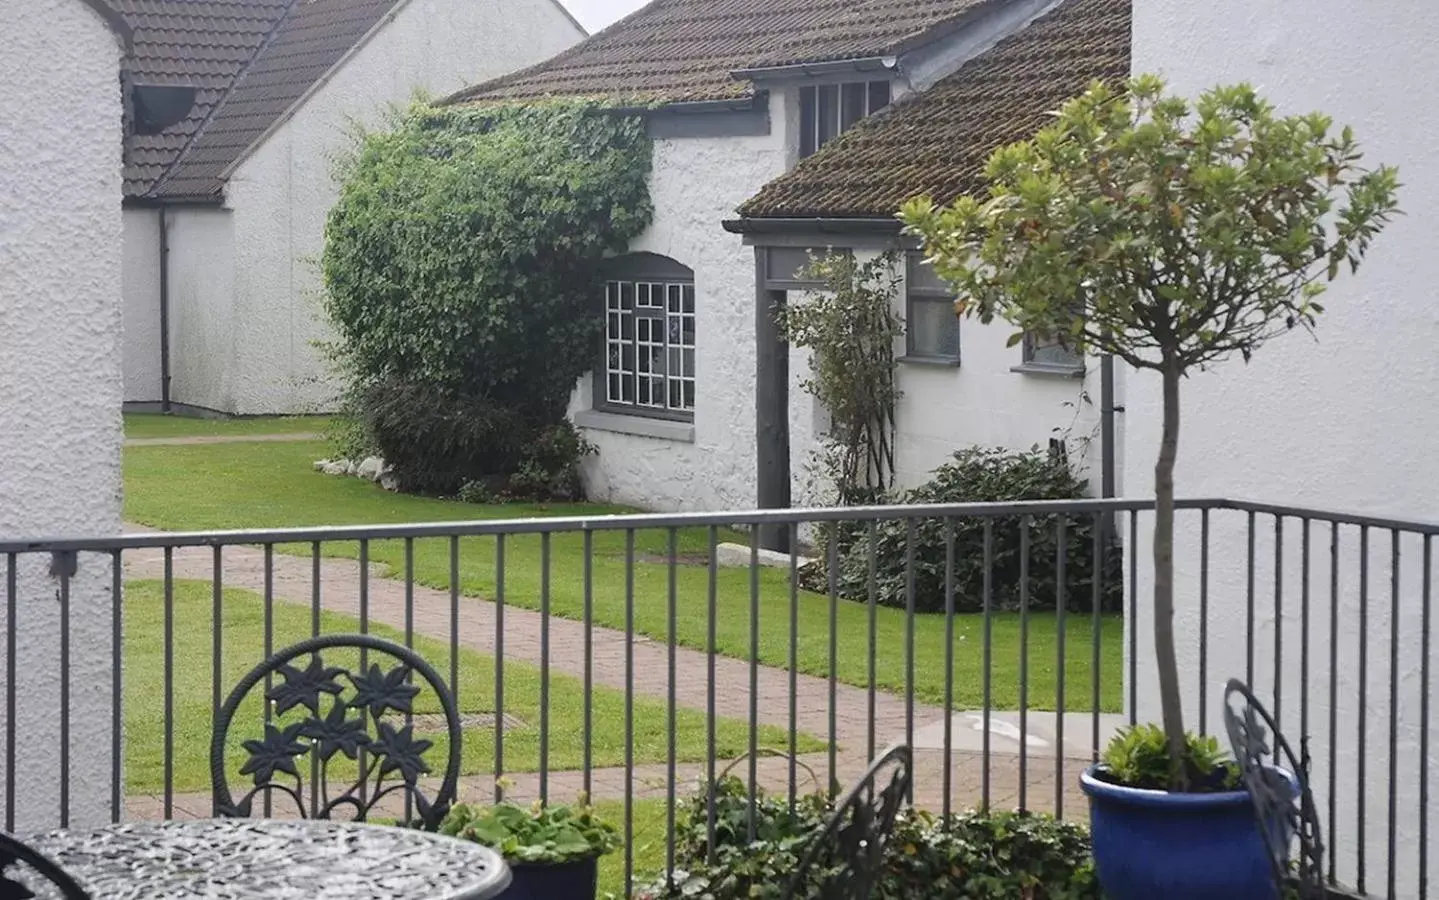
[24,819,511,900]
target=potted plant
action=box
[901,74,1398,898]
[439,795,620,900]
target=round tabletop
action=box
[25,819,512,900]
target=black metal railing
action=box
[0,498,1431,899]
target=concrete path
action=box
[120,524,1118,823]
[125,433,322,447]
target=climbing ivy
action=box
[780,251,903,504]
[321,100,653,493]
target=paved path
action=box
[125,433,322,447]
[120,524,1108,824]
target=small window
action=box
[596,253,696,422]
[1022,332,1085,372]
[905,255,960,362]
[798,80,892,158]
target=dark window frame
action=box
[1018,331,1086,376]
[798,79,892,159]
[903,253,960,364]
[593,252,697,423]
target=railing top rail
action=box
[3,497,1435,552]
[1,498,1200,553]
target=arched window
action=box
[596,252,695,421]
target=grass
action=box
[124,413,330,439]
[126,580,818,794]
[596,798,670,897]
[124,440,1124,712]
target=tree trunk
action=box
[1153,361,1189,790]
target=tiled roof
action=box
[115,0,292,197]
[446,0,996,107]
[111,0,404,199]
[738,0,1132,219]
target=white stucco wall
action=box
[216,0,584,414]
[890,296,1101,493]
[167,208,237,412]
[122,207,162,403]
[569,94,791,512]
[0,0,123,829]
[1129,3,1437,895]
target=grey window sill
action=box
[899,355,961,368]
[575,409,696,443]
[1011,363,1086,378]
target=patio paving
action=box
[120,526,1112,823]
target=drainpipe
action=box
[1100,353,1116,501]
[158,205,171,413]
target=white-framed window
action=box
[799,80,892,158]
[905,254,960,362]
[597,254,696,421]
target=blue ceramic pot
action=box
[500,857,599,900]
[1080,764,1297,900]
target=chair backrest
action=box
[0,832,90,900]
[788,745,912,900]
[1222,678,1326,899]
[210,633,462,830]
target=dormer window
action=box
[798,80,892,158]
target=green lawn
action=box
[124,413,330,439]
[127,580,817,794]
[125,440,1124,712]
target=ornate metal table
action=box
[24,819,511,900]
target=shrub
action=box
[814,446,1121,613]
[322,99,652,496]
[640,775,1098,900]
[439,796,621,864]
[1099,724,1239,792]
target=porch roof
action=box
[735,0,1130,222]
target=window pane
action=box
[817,84,838,149]
[841,82,866,130]
[682,284,695,313]
[1027,335,1084,369]
[799,86,817,158]
[906,253,950,294]
[683,348,695,377]
[620,281,634,311]
[908,297,960,359]
[867,80,891,115]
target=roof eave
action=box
[722,216,904,236]
[730,56,897,83]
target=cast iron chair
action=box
[211,633,462,830]
[0,831,90,900]
[788,744,912,900]
[1223,678,1327,899]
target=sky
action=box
[561,0,650,33]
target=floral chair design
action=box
[1223,678,1326,899]
[0,831,89,900]
[210,634,462,830]
[788,744,912,900]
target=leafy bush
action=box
[640,775,1098,900]
[809,447,1121,613]
[1099,724,1240,792]
[322,99,652,496]
[439,796,621,864]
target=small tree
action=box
[900,75,1399,788]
